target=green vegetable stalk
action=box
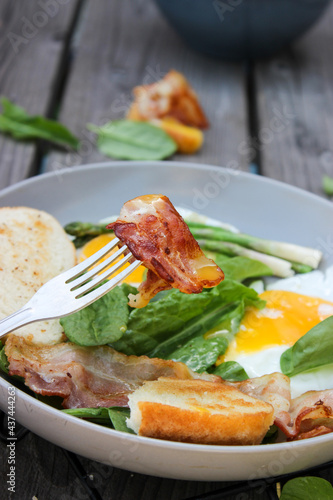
[197,238,294,278]
[188,222,322,269]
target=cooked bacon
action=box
[6,335,193,408]
[6,334,333,442]
[108,194,224,307]
[229,372,291,421]
[278,390,333,440]
[5,335,219,409]
[230,373,333,441]
[127,69,209,129]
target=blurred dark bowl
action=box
[154,0,331,60]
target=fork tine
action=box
[70,244,128,290]
[63,237,121,283]
[75,259,141,306]
[74,251,134,297]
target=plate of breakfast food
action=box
[0,161,332,482]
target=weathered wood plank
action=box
[46,0,248,174]
[254,2,333,196]
[0,425,273,500]
[0,0,81,190]
[0,431,84,500]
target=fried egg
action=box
[221,266,333,398]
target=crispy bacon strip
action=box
[230,373,333,441]
[5,335,218,409]
[278,390,333,440]
[108,194,224,307]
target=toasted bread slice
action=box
[127,378,274,445]
[0,207,76,345]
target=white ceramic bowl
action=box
[0,161,332,481]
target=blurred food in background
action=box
[127,69,208,154]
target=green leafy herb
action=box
[212,255,273,282]
[261,425,278,444]
[148,280,264,361]
[323,175,333,197]
[110,279,264,374]
[60,285,130,346]
[112,288,214,356]
[62,407,112,425]
[88,120,177,160]
[280,476,333,500]
[62,407,134,433]
[0,345,9,374]
[211,360,248,381]
[166,333,231,373]
[280,316,333,377]
[0,97,79,149]
[164,301,247,372]
[108,407,134,434]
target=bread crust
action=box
[138,401,273,445]
[127,378,274,445]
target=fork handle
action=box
[0,307,36,339]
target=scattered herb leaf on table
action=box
[323,175,333,196]
[88,120,177,160]
[0,97,79,149]
[280,476,333,500]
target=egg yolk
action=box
[79,234,146,285]
[222,289,333,361]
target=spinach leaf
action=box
[164,327,231,372]
[62,407,134,433]
[323,175,333,197]
[213,255,273,282]
[62,407,112,425]
[165,301,246,371]
[88,120,177,160]
[211,361,248,381]
[112,288,214,355]
[280,477,333,500]
[148,280,264,361]
[0,345,9,374]
[60,285,130,346]
[261,425,278,444]
[280,316,333,377]
[0,97,79,149]
[108,407,134,434]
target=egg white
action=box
[233,265,333,398]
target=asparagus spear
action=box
[64,221,112,237]
[196,239,294,278]
[64,220,319,273]
[188,222,322,269]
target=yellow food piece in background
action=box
[154,117,203,154]
[79,234,145,285]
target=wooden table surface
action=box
[0,1,333,498]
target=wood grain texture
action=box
[45,0,249,174]
[254,2,333,196]
[0,429,273,500]
[0,0,80,190]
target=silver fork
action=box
[0,237,141,338]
